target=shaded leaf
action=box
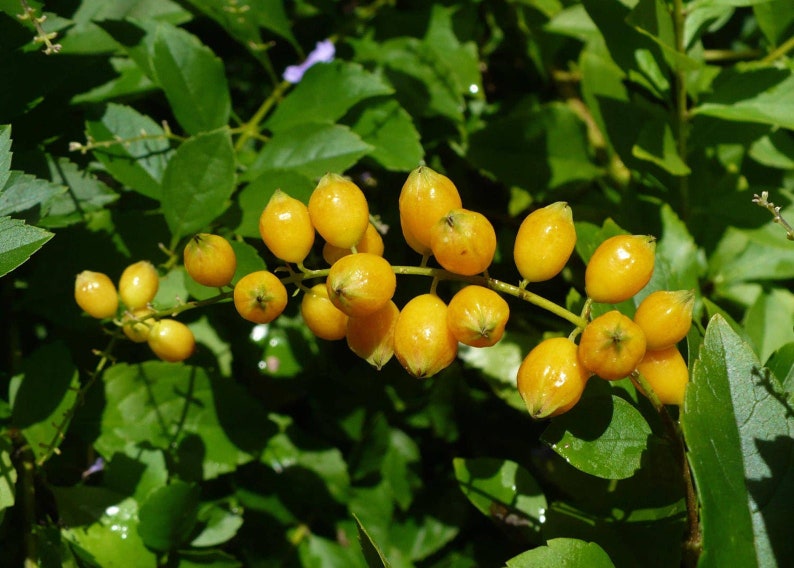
[0,436,15,513]
[138,481,201,552]
[41,157,119,228]
[0,124,11,189]
[506,537,614,567]
[350,98,424,171]
[0,216,53,278]
[190,503,243,547]
[355,513,392,568]
[162,129,236,238]
[0,170,64,217]
[743,288,794,363]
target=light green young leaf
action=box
[506,538,615,567]
[190,503,243,547]
[683,315,794,567]
[85,103,173,200]
[245,123,372,182]
[151,22,231,134]
[753,0,794,47]
[266,61,394,132]
[0,216,53,278]
[541,395,652,480]
[743,288,794,363]
[0,437,16,514]
[162,129,236,239]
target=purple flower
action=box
[82,457,105,479]
[283,40,335,83]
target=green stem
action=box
[760,34,794,65]
[632,371,701,566]
[234,80,291,152]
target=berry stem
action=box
[631,371,701,566]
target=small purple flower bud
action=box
[283,40,335,83]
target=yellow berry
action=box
[446,285,509,348]
[308,173,369,249]
[147,319,195,362]
[301,283,349,340]
[635,346,689,405]
[326,253,396,317]
[259,189,315,264]
[399,165,462,255]
[122,307,155,343]
[393,294,458,379]
[430,209,497,276]
[585,235,656,304]
[633,290,695,351]
[323,222,385,265]
[513,202,576,283]
[183,234,237,288]
[233,270,288,324]
[579,310,647,380]
[346,300,400,369]
[75,270,119,319]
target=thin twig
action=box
[753,191,794,240]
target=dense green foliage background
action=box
[1,0,793,566]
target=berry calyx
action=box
[147,319,195,362]
[513,202,576,283]
[635,346,689,406]
[308,173,369,249]
[399,165,462,255]
[633,289,695,351]
[75,270,119,319]
[233,270,288,324]
[259,189,315,264]
[446,285,509,347]
[183,233,237,288]
[326,253,396,317]
[301,283,350,340]
[346,300,400,370]
[430,208,497,276]
[393,294,458,378]
[578,310,647,380]
[517,337,590,420]
[585,234,656,304]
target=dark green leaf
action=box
[40,157,118,228]
[766,342,794,393]
[683,315,794,566]
[541,395,652,480]
[245,123,372,182]
[753,0,794,47]
[0,436,15,513]
[506,537,615,567]
[0,170,64,217]
[151,23,231,134]
[453,457,547,544]
[162,130,236,239]
[749,130,794,169]
[0,125,11,189]
[355,513,392,568]
[266,61,393,132]
[178,549,243,568]
[349,99,424,171]
[85,103,173,200]
[103,448,168,502]
[11,342,79,462]
[0,216,53,278]
[743,288,794,363]
[631,118,690,175]
[138,481,201,552]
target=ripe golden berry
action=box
[513,202,576,283]
[259,189,315,264]
[147,319,195,362]
[585,234,656,304]
[183,233,237,288]
[118,261,159,309]
[393,294,458,378]
[233,270,288,324]
[446,285,509,348]
[75,270,119,319]
[122,307,155,343]
[346,300,400,370]
[326,253,396,317]
[635,346,689,406]
[301,283,349,341]
[322,222,385,265]
[517,337,590,420]
[399,165,462,255]
[308,173,369,249]
[633,290,695,351]
[579,310,647,380]
[430,209,497,276]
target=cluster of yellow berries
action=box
[74,165,695,420]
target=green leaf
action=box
[683,315,794,566]
[0,170,64,217]
[151,22,231,134]
[0,216,53,278]
[766,342,794,393]
[266,61,393,132]
[103,447,168,502]
[95,361,271,480]
[60,494,157,567]
[354,513,392,568]
[245,123,372,182]
[626,0,701,72]
[631,117,691,175]
[190,503,243,547]
[541,395,652,480]
[453,457,547,544]
[506,538,615,567]
[693,67,794,129]
[743,288,794,363]
[709,222,794,286]
[235,169,315,238]
[424,4,483,98]
[0,125,11,190]
[753,0,794,47]
[177,549,243,568]
[749,130,794,169]
[11,342,79,462]
[349,99,424,171]
[138,481,201,552]
[656,204,705,293]
[71,56,156,104]
[162,129,236,239]
[85,103,173,200]
[0,436,16,514]
[40,157,118,228]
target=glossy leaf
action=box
[683,315,794,566]
[162,129,236,238]
[0,216,53,278]
[506,538,614,567]
[542,395,653,480]
[85,103,173,200]
[138,481,201,552]
[151,22,231,134]
[191,503,244,547]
